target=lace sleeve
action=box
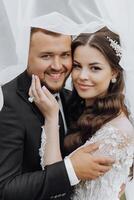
[39,127,46,170]
[72,124,134,200]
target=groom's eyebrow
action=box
[39,50,71,55]
[61,50,72,54]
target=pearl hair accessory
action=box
[107,36,122,58]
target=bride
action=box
[29,27,134,200]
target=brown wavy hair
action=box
[64,27,130,153]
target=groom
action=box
[0,14,114,200]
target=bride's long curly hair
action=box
[65,27,130,153]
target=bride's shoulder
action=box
[89,114,134,149]
[105,113,134,137]
[107,113,134,133]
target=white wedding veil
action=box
[0,1,134,120]
[0,1,134,125]
[0,0,104,109]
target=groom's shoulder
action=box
[2,71,24,92]
[2,78,17,91]
[1,72,25,103]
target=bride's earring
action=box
[111,77,117,83]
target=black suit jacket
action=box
[0,71,72,200]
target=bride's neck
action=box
[85,99,94,107]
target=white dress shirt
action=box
[54,93,80,186]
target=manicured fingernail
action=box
[32,74,34,79]
[42,86,46,90]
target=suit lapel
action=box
[60,89,71,127]
[16,71,44,125]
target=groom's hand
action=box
[119,183,125,198]
[70,143,115,180]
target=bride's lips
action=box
[77,83,94,90]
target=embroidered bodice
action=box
[71,116,134,200]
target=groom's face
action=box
[27,30,72,92]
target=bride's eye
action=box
[91,66,102,72]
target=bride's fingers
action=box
[33,75,51,104]
[32,75,58,110]
[34,75,57,103]
[42,85,56,102]
[29,75,36,97]
[28,86,32,97]
[34,75,46,99]
[30,74,40,101]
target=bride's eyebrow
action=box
[73,60,101,66]
[88,62,100,66]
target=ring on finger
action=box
[28,96,35,103]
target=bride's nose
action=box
[79,67,90,80]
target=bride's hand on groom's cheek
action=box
[28,74,59,119]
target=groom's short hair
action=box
[31,27,61,37]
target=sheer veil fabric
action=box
[0,0,104,108]
[0,0,134,113]
[0,1,134,199]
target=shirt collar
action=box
[53,93,60,99]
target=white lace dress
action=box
[71,116,134,200]
[39,115,134,200]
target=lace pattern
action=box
[39,127,46,170]
[71,124,134,200]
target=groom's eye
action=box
[61,52,71,58]
[41,54,51,60]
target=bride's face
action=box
[72,45,116,102]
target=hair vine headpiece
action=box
[106,36,122,58]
